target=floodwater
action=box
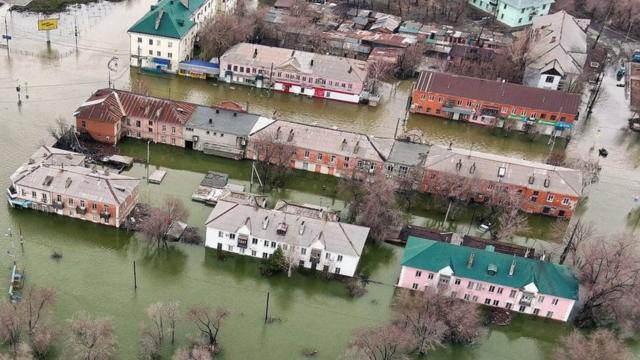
[0,0,639,358]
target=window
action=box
[330,155,336,163]
[489,286,495,293]
[484,298,491,305]
[509,290,517,298]
[501,107,508,113]
[227,245,233,251]
[454,279,461,285]
[157,51,161,57]
[519,305,526,312]
[299,260,304,266]
[493,300,499,306]
[472,295,478,302]
[511,107,517,114]
[546,311,554,318]
[451,291,458,298]
[521,8,525,13]
[550,114,557,120]
[148,39,153,45]
[317,153,323,161]
[68,198,74,205]
[497,287,503,294]
[304,150,310,158]
[168,53,173,58]
[412,283,419,290]
[263,253,269,259]
[427,273,434,279]
[337,255,343,262]
[415,270,422,277]
[251,250,256,256]
[264,240,269,246]
[503,3,506,9]
[538,295,545,303]
[282,244,288,250]
[168,42,172,48]
[335,268,341,275]
[467,281,475,289]
[428,95,434,101]
[81,120,87,128]
[542,4,546,9]
[229,233,235,239]
[270,242,276,248]
[326,253,331,260]
[137,37,142,43]
[561,198,571,205]
[92,203,97,210]
[545,75,555,83]
[533,308,540,315]
[344,157,350,168]
[149,50,153,55]
[464,294,471,301]
[475,283,483,291]
[148,127,153,133]
[551,298,559,306]
[252,237,258,244]
[546,194,554,202]
[239,66,244,72]
[541,113,547,119]
[301,248,307,255]
[505,303,513,309]
[172,127,176,133]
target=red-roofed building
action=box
[410,71,581,137]
[74,89,196,147]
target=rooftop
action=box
[402,236,579,300]
[205,201,369,257]
[187,106,274,136]
[221,43,369,84]
[415,71,581,115]
[200,171,229,189]
[10,146,86,183]
[128,0,205,39]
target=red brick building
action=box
[410,71,581,137]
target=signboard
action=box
[37,19,59,31]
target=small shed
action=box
[149,170,167,184]
[200,171,229,189]
[178,60,220,79]
[166,221,188,241]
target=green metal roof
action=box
[401,236,579,300]
[128,0,205,39]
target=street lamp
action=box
[107,56,119,89]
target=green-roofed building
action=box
[128,0,235,72]
[397,235,579,322]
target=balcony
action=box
[76,205,87,215]
[100,210,111,221]
[53,201,65,210]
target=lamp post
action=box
[107,56,119,89]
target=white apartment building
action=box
[205,201,370,277]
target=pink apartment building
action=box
[397,236,579,322]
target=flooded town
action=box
[0,0,639,358]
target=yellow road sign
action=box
[37,19,59,31]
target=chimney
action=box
[354,141,360,154]
[341,139,347,151]
[448,141,452,150]
[209,118,212,124]
[287,129,294,142]
[467,253,475,268]
[310,59,314,66]
[348,66,353,73]
[276,126,281,139]
[540,251,546,262]
[544,177,550,188]
[299,221,306,235]
[215,108,220,114]
[291,50,295,57]
[262,216,270,230]
[233,112,237,117]
[253,48,258,58]
[528,175,535,184]
[508,257,516,276]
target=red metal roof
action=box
[415,71,581,115]
[115,90,196,125]
[74,89,125,124]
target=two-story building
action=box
[468,0,553,28]
[128,0,234,72]
[423,145,583,218]
[410,71,581,137]
[398,236,579,321]
[7,147,139,228]
[220,43,369,103]
[247,120,391,178]
[205,200,369,277]
[184,105,274,159]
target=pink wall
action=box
[398,265,575,322]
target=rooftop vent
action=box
[233,112,237,117]
[287,129,294,142]
[114,185,126,192]
[291,50,295,57]
[498,166,506,178]
[354,141,360,154]
[209,118,212,124]
[253,48,258,58]
[299,221,306,235]
[508,257,516,276]
[215,108,220,114]
[528,175,535,185]
[177,19,185,27]
[455,159,462,171]
[276,222,288,235]
[42,175,54,187]
[262,216,269,230]
[310,59,314,66]
[487,263,498,276]
[544,177,550,188]
[469,162,476,174]
[348,66,353,73]
[65,177,72,188]
[275,126,281,139]
[467,253,475,269]
[341,138,347,151]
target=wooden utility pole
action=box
[133,261,138,290]
[264,292,270,324]
[559,219,580,265]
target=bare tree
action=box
[553,220,594,265]
[397,44,426,79]
[139,196,189,248]
[427,172,474,224]
[164,302,180,346]
[140,301,180,359]
[351,174,404,242]
[198,12,257,59]
[345,324,411,360]
[0,342,32,360]
[482,187,528,242]
[366,60,394,96]
[572,233,640,329]
[563,156,601,191]
[185,306,230,347]
[0,301,23,354]
[172,344,215,360]
[250,130,295,189]
[24,287,55,336]
[48,117,77,151]
[553,329,631,360]
[66,312,117,360]
[394,289,482,355]
[30,322,58,360]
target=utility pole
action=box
[3,12,11,54]
[16,82,21,105]
[107,56,119,88]
[74,16,78,48]
[593,2,614,49]
[146,140,150,183]
[133,261,138,290]
[559,218,580,265]
[264,292,270,324]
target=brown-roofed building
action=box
[630,62,640,114]
[410,71,582,137]
[74,89,197,147]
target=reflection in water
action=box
[139,244,188,277]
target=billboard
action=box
[37,19,59,31]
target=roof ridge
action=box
[337,222,362,256]
[205,202,238,225]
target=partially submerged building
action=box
[468,0,553,28]
[398,235,578,321]
[7,147,139,228]
[205,201,369,277]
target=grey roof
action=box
[387,141,431,166]
[527,11,590,77]
[11,146,86,183]
[206,201,369,257]
[200,171,229,189]
[425,146,582,196]
[188,106,274,136]
[14,165,139,205]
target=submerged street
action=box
[0,0,639,358]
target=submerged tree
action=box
[198,8,258,59]
[66,312,117,360]
[345,324,411,360]
[139,196,189,248]
[553,329,631,360]
[250,130,295,189]
[351,174,404,243]
[185,306,230,347]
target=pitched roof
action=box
[415,71,581,115]
[128,0,205,39]
[425,145,582,197]
[187,105,274,136]
[74,90,125,124]
[401,236,579,300]
[527,11,590,77]
[205,201,369,257]
[221,43,369,84]
[116,90,196,125]
[14,165,139,205]
[501,0,554,8]
[10,146,86,183]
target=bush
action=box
[260,247,286,277]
